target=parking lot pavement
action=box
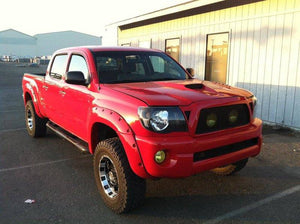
[0,62,299,224]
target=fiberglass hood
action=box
[106,79,252,106]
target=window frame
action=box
[67,53,90,83]
[49,54,68,80]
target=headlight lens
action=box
[150,110,169,131]
[138,107,187,133]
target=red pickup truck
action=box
[22,46,262,213]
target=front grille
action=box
[193,138,258,162]
[196,104,250,134]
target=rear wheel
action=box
[93,137,146,213]
[211,158,248,176]
[25,100,47,137]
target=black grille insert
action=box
[193,138,258,162]
[196,104,250,134]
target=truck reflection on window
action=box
[205,32,229,84]
[165,38,180,62]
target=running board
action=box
[46,121,89,153]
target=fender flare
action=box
[88,106,151,178]
[23,88,44,118]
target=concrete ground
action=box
[0,62,299,224]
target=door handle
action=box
[43,85,48,90]
[59,90,66,96]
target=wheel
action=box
[211,158,248,176]
[25,100,47,137]
[93,137,146,213]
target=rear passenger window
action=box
[68,55,89,80]
[50,54,68,79]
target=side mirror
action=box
[186,68,195,77]
[65,71,86,85]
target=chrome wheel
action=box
[26,108,33,130]
[99,155,118,198]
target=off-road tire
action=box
[25,100,47,137]
[211,158,248,176]
[93,137,146,213]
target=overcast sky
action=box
[0,0,190,37]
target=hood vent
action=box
[185,83,204,90]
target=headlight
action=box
[138,107,187,133]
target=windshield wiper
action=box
[151,77,180,81]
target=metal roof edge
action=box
[105,0,225,27]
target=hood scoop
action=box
[185,83,204,90]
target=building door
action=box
[205,32,229,83]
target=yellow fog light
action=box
[229,110,238,123]
[206,113,217,128]
[154,150,166,164]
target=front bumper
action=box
[135,118,262,178]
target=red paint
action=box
[22,46,262,179]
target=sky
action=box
[0,0,191,37]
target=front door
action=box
[60,54,92,141]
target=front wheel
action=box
[25,100,47,137]
[211,158,248,176]
[93,137,146,213]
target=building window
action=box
[205,32,229,83]
[165,38,180,62]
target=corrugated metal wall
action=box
[117,0,300,129]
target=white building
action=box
[104,0,300,130]
[0,29,101,58]
[0,29,37,57]
[35,31,102,56]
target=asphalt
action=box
[0,62,299,224]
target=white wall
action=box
[103,26,118,46]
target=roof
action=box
[106,0,225,28]
[0,28,36,39]
[54,46,161,54]
[107,0,260,29]
[34,30,100,38]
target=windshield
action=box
[93,51,188,84]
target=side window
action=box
[149,55,185,78]
[149,56,164,73]
[50,54,68,79]
[68,55,89,80]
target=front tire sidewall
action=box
[94,142,128,213]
